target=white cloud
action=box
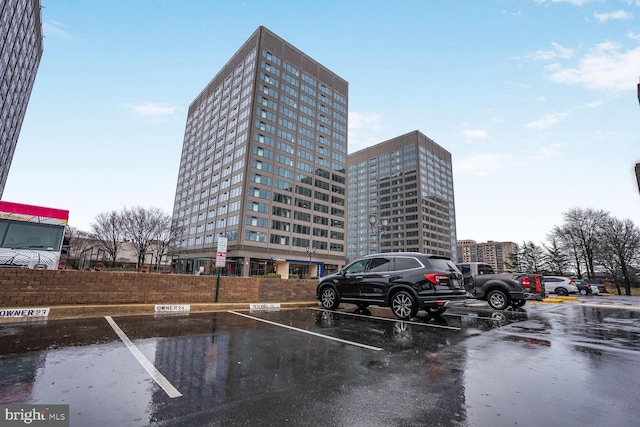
[546,42,640,92]
[523,101,600,129]
[506,80,531,88]
[594,10,632,23]
[453,153,512,177]
[500,9,522,16]
[122,103,177,121]
[582,100,603,108]
[462,129,489,143]
[349,112,383,130]
[347,112,385,152]
[524,111,568,128]
[533,0,595,5]
[628,31,640,41]
[593,130,620,140]
[527,144,563,161]
[43,21,74,41]
[526,42,574,61]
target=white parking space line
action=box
[104,316,182,398]
[577,302,640,311]
[443,312,520,321]
[309,308,461,331]
[228,310,383,351]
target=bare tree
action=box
[66,227,90,259]
[150,215,172,271]
[90,211,125,267]
[557,208,609,279]
[598,217,640,295]
[121,206,170,271]
[550,224,585,277]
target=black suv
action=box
[316,252,466,320]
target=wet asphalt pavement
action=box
[1,296,640,426]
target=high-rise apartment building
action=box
[456,239,517,272]
[346,131,457,263]
[170,27,348,278]
[0,0,43,197]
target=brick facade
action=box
[0,270,317,307]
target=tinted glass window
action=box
[478,264,494,275]
[459,265,471,275]
[428,258,458,272]
[344,259,367,274]
[368,257,391,272]
[394,257,422,271]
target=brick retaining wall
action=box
[0,269,318,307]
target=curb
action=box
[0,301,321,323]
[536,298,564,304]
[533,295,579,304]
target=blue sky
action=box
[4,0,640,246]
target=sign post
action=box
[214,237,228,302]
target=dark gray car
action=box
[316,252,466,320]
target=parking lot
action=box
[1,297,640,426]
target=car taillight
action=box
[534,275,542,292]
[425,274,448,284]
[568,278,574,284]
[521,277,531,288]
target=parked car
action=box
[586,279,609,293]
[573,279,598,295]
[316,252,466,320]
[543,276,578,296]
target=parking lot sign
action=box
[216,237,228,268]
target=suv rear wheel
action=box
[391,291,418,320]
[320,286,340,310]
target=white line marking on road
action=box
[228,310,383,351]
[104,316,182,398]
[309,308,461,331]
[576,302,640,311]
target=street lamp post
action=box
[306,244,316,278]
[368,214,388,254]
